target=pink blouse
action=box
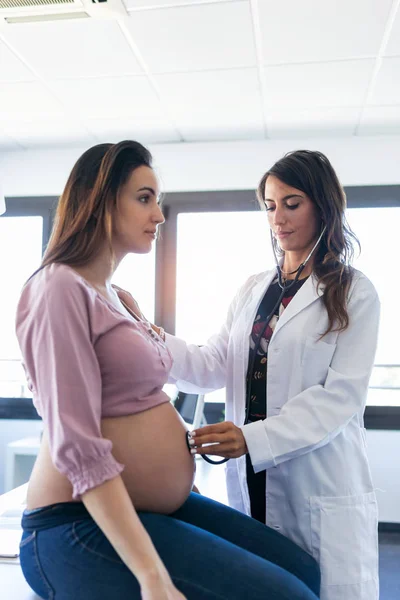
[16,263,173,499]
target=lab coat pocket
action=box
[302,337,336,388]
[310,492,378,587]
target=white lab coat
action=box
[166,267,380,600]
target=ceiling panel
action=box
[124,1,256,73]
[368,57,400,105]
[155,68,264,141]
[258,0,393,64]
[1,20,143,79]
[385,7,400,56]
[50,76,166,119]
[0,2,399,148]
[0,40,34,82]
[358,106,400,135]
[266,107,359,139]
[87,117,180,144]
[263,60,374,109]
[125,0,231,7]
[1,119,95,148]
[176,121,264,143]
[0,81,66,119]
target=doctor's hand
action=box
[114,286,144,320]
[189,422,248,459]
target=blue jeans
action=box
[20,493,320,600]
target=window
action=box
[347,207,400,406]
[3,188,399,428]
[0,216,43,398]
[175,210,271,404]
[175,211,271,343]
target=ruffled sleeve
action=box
[16,266,124,499]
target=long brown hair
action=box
[257,149,360,335]
[42,140,152,268]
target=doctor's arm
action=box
[164,277,256,394]
[115,283,238,394]
[192,276,380,468]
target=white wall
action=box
[1,135,400,197]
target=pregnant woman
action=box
[16,140,320,600]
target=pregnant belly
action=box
[26,403,195,514]
[102,402,196,513]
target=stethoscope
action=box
[186,226,327,465]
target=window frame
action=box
[2,187,400,429]
[2,196,57,254]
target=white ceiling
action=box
[0,0,399,150]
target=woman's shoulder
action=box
[17,264,101,337]
[21,263,95,307]
[233,269,274,300]
[349,267,379,302]
[243,267,275,287]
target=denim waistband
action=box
[22,502,91,532]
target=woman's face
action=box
[264,175,320,255]
[113,165,164,255]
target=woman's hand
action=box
[189,422,248,459]
[142,591,185,600]
[141,573,186,600]
[115,287,165,340]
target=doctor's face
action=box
[264,175,320,255]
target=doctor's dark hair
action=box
[42,140,152,269]
[256,149,360,336]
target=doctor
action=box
[163,150,380,600]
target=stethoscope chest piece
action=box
[185,430,229,465]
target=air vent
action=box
[5,11,88,22]
[0,0,75,8]
[0,0,126,24]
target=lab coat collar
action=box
[272,273,323,338]
[251,264,324,339]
